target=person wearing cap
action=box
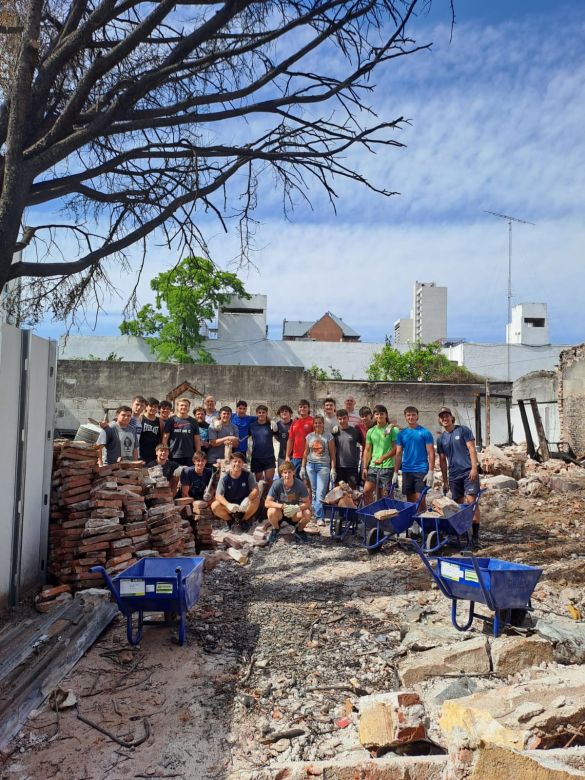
[393,406,435,509]
[343,396,361,427]
[436,407,481,548]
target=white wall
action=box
[445,342,569,382]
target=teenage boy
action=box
[181,451,214,501]
[146,443,183,494]
[249,405,277,487]
[162,397,201,466]
[231,400,257,456]
[344,395,361,427]
[393,406,435,508]
[211,452,260,527]
[204,395,219,424]
[322,397,338,434]
[207,406,240,465]
[437,406,482,548]
[362,405,399,504]
[159,400,173,424]
[193,406,210,452]
[285,400,314,476]
[128,395,147,443]
[265,460,312,545]
[139,397,163,463]
[274,405,293,465]
[333,409,363,488]
[97,406,138,466]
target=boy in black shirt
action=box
[139,397,163,462]
[181,452,213,501]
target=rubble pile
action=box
[192,500,214,548]
[324,481,361,508]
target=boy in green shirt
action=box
[362,404,399,505]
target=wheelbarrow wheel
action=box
[164,611,177,626]
[424,530,437,553]
[366,526,380,554]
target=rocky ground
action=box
[2,470,585,780]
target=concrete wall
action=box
[445,342,569,382]
[56,360,512,445]
[511,370,559,446]
[558,344,585,458]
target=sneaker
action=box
[293,529,310,544]
[239,518,252,532]
[267,528,279,546]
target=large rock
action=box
[549,475,585,494]
[479,445,526,480]
[535,616,585,664]
[397,636,490,686]
[491,635,554,677]
[482,474,518,491]
[358,691,426,752]
[401,622,475,652]
[439,667,585,751]
[471,745,585,779]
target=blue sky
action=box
[34,0,585,346]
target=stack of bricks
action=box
[191,501,214,549]
[144,465,195,555]
[175,498,197,555]
[49,440,101,589]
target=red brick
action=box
[397,693,421,708]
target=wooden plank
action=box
[517,400,538,460]
[0,596,117,748]
[530,398,551,462]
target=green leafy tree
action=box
[367,340,480,382]
[120,256,248,363]
[307,364,330,381]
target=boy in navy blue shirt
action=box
[437,407,481,548]
[211,452,260,527]
[393,406,435,509]
[231,400,257,456]
[249,404,277,488]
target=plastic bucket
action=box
[74,422,102,444]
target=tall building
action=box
[412,281,447,343]
[393,317,413,345]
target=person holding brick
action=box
[96,405,138,466]
[211,452,260,528]
[146,443,184,494]
[265,461,312,545]
[285,399,314,476]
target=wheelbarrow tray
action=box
[357,496,417,535]
[417,506,473,537]
[434,555,543,610]
[112,557,204,613]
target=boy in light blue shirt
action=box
[393,406,435,509]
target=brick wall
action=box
[307,314,345,342]
[558,344,585,458]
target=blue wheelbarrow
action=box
[91,557,204,646]
[357,486,428,554]
[410,543,542,636]
[415,491,482,553]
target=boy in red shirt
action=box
[285,399,314,476]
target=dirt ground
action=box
[2,485,585,780]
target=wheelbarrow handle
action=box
[404,539,453,599]
[90,565,127,614]
[413,485,429,513]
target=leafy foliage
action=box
[367,341,481,382]
[120,256,248,363]
[307,364,343,381]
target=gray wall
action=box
[559,345,585,458]
[56,360,511,444]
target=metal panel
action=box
[0,325,22,608]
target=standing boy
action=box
[393,406,435,508]
[139,397,163,463]
[437,407,481,548]
[333,409,363,488]
[285,400,314,476]
[162,398,201,466]
[362,404,398,504]
[231,400,257,456]
[274,405,293,465]
[249,405,277,488]
[97,406,138,466]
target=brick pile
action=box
[191,500,214,549]
[49,442,198,593]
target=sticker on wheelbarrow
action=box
[120,578,145,596]
[155,582,173,594]
[464,570,479,583]
[440,562,463,581]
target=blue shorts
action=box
[449,474,480,502]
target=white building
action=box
[506,302,549,346]
[393,317,413,346]
[412,281,447,343]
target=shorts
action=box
[402,471,426,496]
[251,455,276,474]
[336,466,359,488]
[365,468,393,489]
[449,474,480,502]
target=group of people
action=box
[95,392,481,547]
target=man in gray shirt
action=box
[97,406,138,466]
[207,406,239,465]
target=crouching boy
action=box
[264,460,313,545]
[211,451,260,528]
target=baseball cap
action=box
[438,406,453,416]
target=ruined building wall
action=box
[558,344,585,458]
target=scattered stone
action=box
[482,475,519,491]
[358,691,426,752]
[398,636,490,686]
[535,616,585,664]
[470,745,585,780]
[227,547,250,565]
[490,635,554,677]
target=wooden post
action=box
[474,394,483,449]
[530,398,551,461]
[505,396,513,444]
[517,400,538,460]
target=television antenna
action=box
[485,210,535,380]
